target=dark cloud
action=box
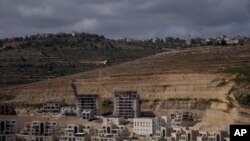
[0,0,249,39]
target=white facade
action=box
[133,118,155,136]
[133,116,169,136]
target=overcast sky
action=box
[0,0,249,39]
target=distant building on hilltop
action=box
[133,116,168,136]
[3,40,25,48]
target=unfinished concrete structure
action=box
[170,112,196,128]
[61,107,77,117]
[76,95,99,118]
[20,121,57,141]
[0,120,16,141]
[0,103,16,115]
[113,91,140,118]
[80,109,95,120]
[39,101,60,113]
[59,124,95,141]
[91,123,129,141]
[103,116,125,125]
[133,116,168,137]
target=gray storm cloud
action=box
[0,0,249,39]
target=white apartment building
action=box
[133,118,155,136]
[133,116,168,136]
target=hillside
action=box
[1,43,250,102]
[0,33,163,87]
[1,43,250,131]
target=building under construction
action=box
[0,103,16,115]
[39,101,60,113]
[76,95,99,118]
[113,91,140,118]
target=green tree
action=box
[102,99,113,114]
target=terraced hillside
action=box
[1,43,250,131]
[0,34,163,87]
[1,43,250,102]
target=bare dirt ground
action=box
[1,44,250,131]
[2,45,250,103]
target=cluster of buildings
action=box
[1,40,26,49]
[0,90,231,140]
[121,35,248,47]
[0,113,229,141]
[0,31,107,49]
[20,121,57,141]
[38,91,140,121]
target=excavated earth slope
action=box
[1,45,250,102]
[1,44,250,131]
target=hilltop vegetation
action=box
[0,33,164,87]
[223,66,250,107]
[1,32,250,108]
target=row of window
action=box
[134,121,152,127]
